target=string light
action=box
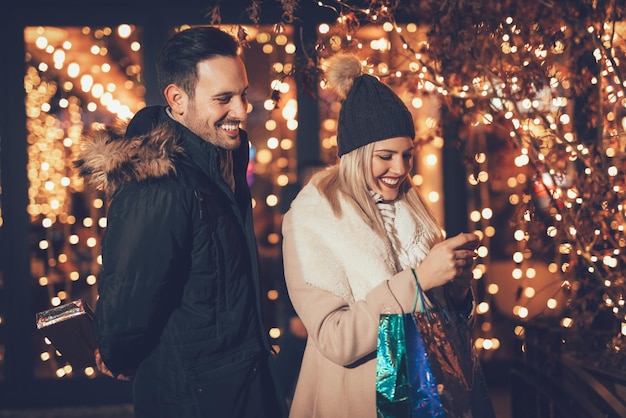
[306,0,626,367]
[10,0,626,379]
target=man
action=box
[75,26,287,418]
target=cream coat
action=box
[282,174,440,418]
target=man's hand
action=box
[94,348,131,381]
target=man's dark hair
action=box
[156,26,240,99]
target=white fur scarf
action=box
[287,181,434,302]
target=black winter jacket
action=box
[76,106,285,418]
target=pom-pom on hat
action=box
[325,54,415,157]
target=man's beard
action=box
[184,106,241,150]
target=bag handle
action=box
[410,268,426,315]
[410,268,449,321]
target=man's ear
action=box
[164,84,187,116]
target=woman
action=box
[281,54,493,417]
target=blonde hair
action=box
[314,142,443,241]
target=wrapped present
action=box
[35,299,97,370]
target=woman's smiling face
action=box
[370,136,414,201]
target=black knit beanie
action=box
[336,74,415,156]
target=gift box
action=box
[35,299,97,370]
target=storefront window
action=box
[24,24,145,379]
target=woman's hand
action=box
[413,232,479,293]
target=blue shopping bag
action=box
[376,311,445,418]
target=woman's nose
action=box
[391,157,409,174]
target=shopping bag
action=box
[376,279,495,418]
[376,311,445,418]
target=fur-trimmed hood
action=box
[74,107,185,197]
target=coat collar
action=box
[287,177,397,302]
[286,172,438,302]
